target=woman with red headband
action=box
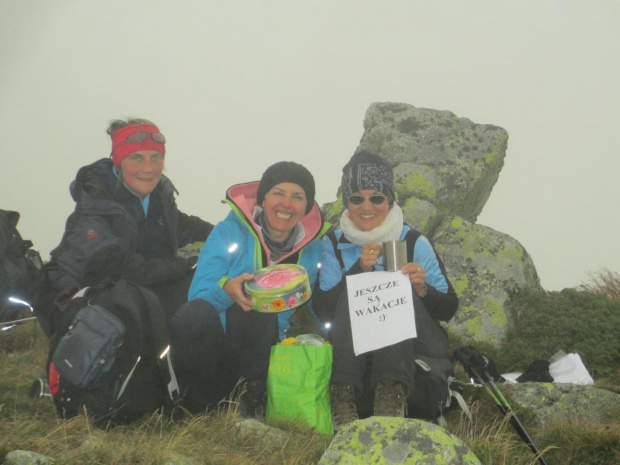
[33,118,213,338]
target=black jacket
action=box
[46,158,213,293]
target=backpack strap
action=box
[326,230,345,270]
[92,280,145,405]
[132,283,182,406]
[97,279,181,407]
[447,376,472,421]
[436,376,472,427]
[404,227,422,262]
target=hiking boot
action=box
[237,380,266,419]
[329,384,358,431]
[373,379,407,417]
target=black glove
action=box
[82,244,126,285]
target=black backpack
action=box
[48,278,182,427]
[0,209,42,324]
[408,355,470,425]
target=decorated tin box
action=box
[244,264,311,313]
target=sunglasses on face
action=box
[125,132,166,144]
[348,194,388,205]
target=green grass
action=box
[2,269,619,464]
[451,280,620,388]
[1,323,331,464]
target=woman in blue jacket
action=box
[170,161,330,415]
[313,150,458,431]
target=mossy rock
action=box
[319,417,481,465]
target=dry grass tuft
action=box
[579,268,620,301]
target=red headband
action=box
[110,123,166,166]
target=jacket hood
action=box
[69,158,178,210]
[225,180,327,254]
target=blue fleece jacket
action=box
[319,226,449,292]
[188,181,330,339]
[314,225,459,325]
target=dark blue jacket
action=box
[47,158,213,293]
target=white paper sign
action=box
[345,271,416,356]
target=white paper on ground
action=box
[549,353,594,384]
[501,352,594,385]
[500,373,521,384]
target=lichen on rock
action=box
[318,417,481,465]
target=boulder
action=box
[324,102,508,227]
[432,217,541,342]
[502,382,620,429]
[235,418,288,445]
[318,417,481,465]
[4,450,55,465]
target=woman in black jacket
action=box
[35,118,213,337]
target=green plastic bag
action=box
[266,342,333,435]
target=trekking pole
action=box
[1,297,35,331]
[1,316,38,328]
[454,346,549,465]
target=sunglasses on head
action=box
[125,132,166,144]
[348,194,388,205]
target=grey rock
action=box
[359,102,507,225]
[318,417,481,465]
[400,195,445,238]
[235,418,287,445]
[5,450,56,465]
[433,216,541,342]
[503,382,620,428]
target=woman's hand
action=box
[223,273,255,311]
[360,243,383,272]
[401,262,427,297]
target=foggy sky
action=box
[1,0,619,291]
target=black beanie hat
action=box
[341,150,395,207]
[256,161,316,214]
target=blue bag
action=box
[52,304,125,388]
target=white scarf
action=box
[339,204,403,246]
